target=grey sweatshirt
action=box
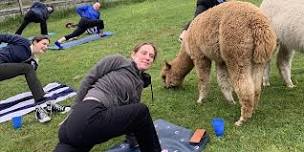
[75,54,145,107]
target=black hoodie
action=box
[28,2,50,22]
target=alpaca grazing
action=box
[260,0,304,88]
[161,1,277,126]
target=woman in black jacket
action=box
[0,34,70,123]
[179,0,225,41]
[15,2,54,35]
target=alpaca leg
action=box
[277,44,295,88]
[226,63,255,126]
[262,61,271,87]
[216,63,235,104]
[252,64,265,110]
[193,56,212,104]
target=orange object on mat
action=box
[189,129,206,144]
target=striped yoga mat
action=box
[0,82,76,123]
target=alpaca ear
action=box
[165,61,171,69]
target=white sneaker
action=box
[35,106,51,123]
[47,102,71,114]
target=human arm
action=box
[75,55,130,103]
[76,4,89,17]
[0,34,30,46]
[24,58,39,70]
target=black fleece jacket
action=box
[0,34,31,63]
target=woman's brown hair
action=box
[32,35,50,44]
[132,42,158,61]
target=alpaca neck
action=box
[171,48,194,79]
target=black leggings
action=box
[54,100,161,152]
[64,18,104,40]
[0,63,45,103]
[15,11,48,35]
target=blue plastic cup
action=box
[12,116,22,129]
[211,118,224,137]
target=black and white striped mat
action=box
[0,82,76,123]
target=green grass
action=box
[1,0,304,151]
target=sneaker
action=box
[48,103,71,114]
[54,41,63,49]
[98,30,105,37]
[45,102,53,116]
[35,106,51,123]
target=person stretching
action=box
[15,2,54,35]
[54,42,161,152]
[54,2,104,49]
[0,34,70,123]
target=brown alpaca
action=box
[161,1,277,126]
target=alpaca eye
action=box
[161,75,166,80]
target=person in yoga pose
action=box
[0,34,70,123]
[54,2,104,49]
[15,1,54,35]
[54,42,161,152]
[179,0,225,42]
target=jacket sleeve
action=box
[75,55,129,103]
[76,5,89,17]
[0,34,30,46]
[97,12,100,19]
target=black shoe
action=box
[46,102,71,114]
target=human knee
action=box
[21,63,35,73]
[54,143,78,152]
[98,21,104,29]
[136,103,150,115]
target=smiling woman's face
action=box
[32,39,49,55]
[131,44,155,71]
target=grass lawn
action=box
[1,0,304,151]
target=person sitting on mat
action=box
[0,34,70,123]
[179,0,225,42]
[54,2,104,49]
[54,42,161,152]
[15,1,54,35]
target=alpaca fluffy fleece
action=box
[260,0,304,88]
[161,1,277,126]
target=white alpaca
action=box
[260,0,304,88]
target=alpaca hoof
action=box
[286,83,295,88]
[196,99,203,104]
[234,120,243,127]
[263,81,270,87]
[235,117,245,126]
[196,97,206,104]
[231,100,236,105]
[227,99,236,105]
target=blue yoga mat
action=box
[48,32,112,50]
[107,119,210,152]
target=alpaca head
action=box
[160,61,184,88]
